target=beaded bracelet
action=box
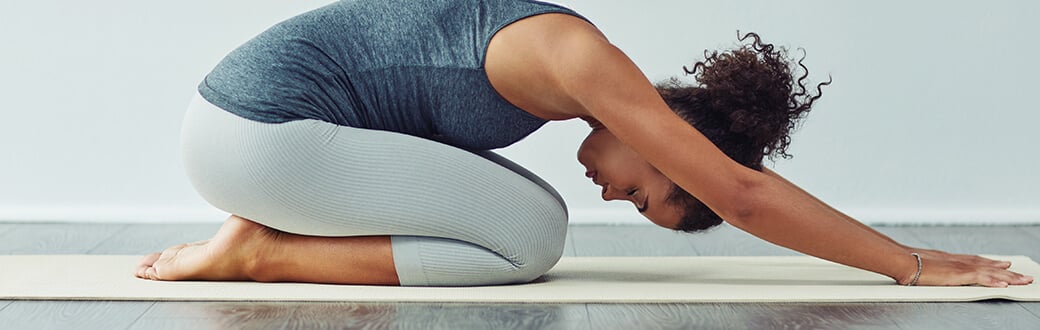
[907,253,922,286]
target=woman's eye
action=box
[626,189,638,196]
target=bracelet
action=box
[907,253,922,286]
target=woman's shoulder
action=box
[485,12,607,120]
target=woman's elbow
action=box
[715,172,770,227]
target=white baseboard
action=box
[0,205,1037,225]
[569,207,1040,226]
[0,206,228,223]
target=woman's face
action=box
[576,120,683,229]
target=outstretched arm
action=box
[761,168,1016,270]
[551,29,1032,287]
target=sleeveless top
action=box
[197,0,590,150]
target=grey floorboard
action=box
[588,303,901,329]
[138,302,590,329]
[587,303,721,329]
[140,302,293,329]
[872,226,931,248]
[391,303,589,329]
[739,303,904,329]
[1022,303,1040,320]
[0,223,16,238]
[563,229,577,257]
[889,301,1040,329]
[1024,226,1040,243]
[0,300,10,312]
[686,224,799,256]
[89,223,221,254]
[570,224,697,256]
[903,226,1040,261]
[0,301,153,329]
[129,318,226,330]
[0,223,127,254]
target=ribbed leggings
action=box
[180,93,568,286]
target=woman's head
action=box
[577,32,829,232]
[577,117,686,228]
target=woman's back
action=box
[198,0,587,149]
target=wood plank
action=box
[287,303,590,329]
[871,226,930,248]
[0,301,152,329]
[563,229,576,257]
[888,301,1040,329]
[587,303,730,329]
[1023,226,1040,242]
[286,303,400,329]
[903,226,1040,261]
[0,223,127,254]
[570,225,697,257]
[587,303,901,329]
[389,303,589,329]
[0,223,16,238]
[1021,302,1040,320]
[744,303,903,329]
[139,302,293,328]
[140,302,324,328]
[88,223,221,254]
[129,318,226,330]
[685,224,798,256]
[141,302,590,329]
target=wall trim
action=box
[569,207,1040,226]
[0,205,1037,225]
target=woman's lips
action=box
[586,171,601,185]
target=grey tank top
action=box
[198,0,589,150]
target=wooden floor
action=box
[0,222,1038,329]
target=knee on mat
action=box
[437,248,563,287]
[496,242,565,285]
[401,235,566,287]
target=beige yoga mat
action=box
[1,255,1037,303]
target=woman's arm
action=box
[761,168,1015,270]
[551,32,1031,287]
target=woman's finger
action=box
[973,267,1033,287]
[915,258,1034,287]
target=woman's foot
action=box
[135,215,280,281]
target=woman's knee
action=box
[392,235,564,286]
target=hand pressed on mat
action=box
[905,248,1034,287]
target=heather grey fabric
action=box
[181,93,568,286]
[197,0,588,150]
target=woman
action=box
[137,0,1032,287]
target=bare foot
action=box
[135,215,280,281]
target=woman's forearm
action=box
[761,168,907,248]
[726,170,919,284]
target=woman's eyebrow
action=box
[637,195,649,213]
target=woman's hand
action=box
[908,247,1011,269]
[901,247,1034,287]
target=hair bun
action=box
[682,32,830,162]
[659,32,831,233]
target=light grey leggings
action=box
[180,93,568,286]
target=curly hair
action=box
[659,32,830,233]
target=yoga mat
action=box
[1,255,1037,303]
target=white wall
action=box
[1,1,1037,225]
